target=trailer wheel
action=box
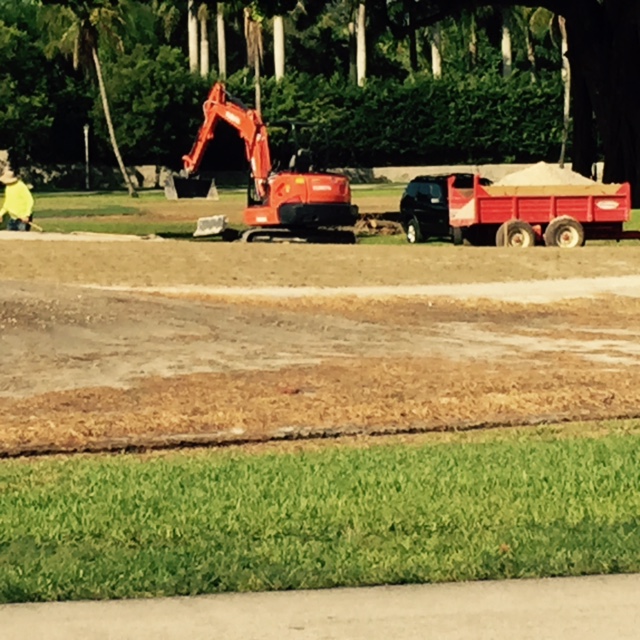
[452,227,464,246]
[495,221,535,248]
[544,217,585,248]
[406,218,423,244]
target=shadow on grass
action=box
[156,228,242,242]
[36,207,139,219]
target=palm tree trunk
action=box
[430,23,442,79]
[217,2,226,79]
[244,7,263,113]
[188,0,198,73]
[348,20,357,84]
[501,8,513,79]
[558,15,571,168]
[408,10,418,73]
[525,25,536,83]
[356,3,366,87]
[92,47,137,197]
[273,15,285,81]
[254,56,261,114]
[468,11,477,70]
[200,11,210,77]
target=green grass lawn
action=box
[2,421,640,603]
[22,189,640,245]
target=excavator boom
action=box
[181,83,271,200]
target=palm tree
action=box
[348,18,357,83]
[356,2,366,86]
[466,10,477,69]
[40,0,137,197]
[530,7,558,82]
[152,0,181,42]
[244,5,264,113]
[514,6,553,83]
[216,1,227,79]
[428,22,442,79]
[187,0,198,72]
[501,7,513,78]
[273,14,285,81]
[558,15,570,167]
[198,2,210,77]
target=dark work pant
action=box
[6,214,32,231]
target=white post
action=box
[83,123,90,190]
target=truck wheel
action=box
[495,221,535,247]
[452,227,464,246]
[406,218,423,244]
[544,217,585,248]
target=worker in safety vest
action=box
[0,168,34,231]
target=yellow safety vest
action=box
[1,181,34,219]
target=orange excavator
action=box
[166,82,358,242]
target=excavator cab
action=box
[270,120,323,174]
[289,148,312,173]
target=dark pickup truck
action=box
[399,173,492,244]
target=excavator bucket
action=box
[193,214,227,238]
[165,175,219,200]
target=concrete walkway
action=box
[86,273,640,303]
[3,574,640,640]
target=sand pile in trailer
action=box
[496,162,596,186]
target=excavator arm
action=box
[182,83,272,200]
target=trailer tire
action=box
[544,217,585,248]
[452,226,464,246]
[495,220,535,248]
[406,218,423,244]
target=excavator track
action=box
[240,229,357,244]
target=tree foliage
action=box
[3,0,636,200]
[0,20,56,167]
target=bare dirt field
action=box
[3,238,640,456]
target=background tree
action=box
[40,0,138,196]
[380,0,640,202]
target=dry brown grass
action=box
[3,242,640,288]
[3,353,640,455]
[190,294,640,330]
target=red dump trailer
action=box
[448,174,636,248]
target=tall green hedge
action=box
[252,72,564,168]
[103,67,564,169]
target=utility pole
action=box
[83,123,90,190]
